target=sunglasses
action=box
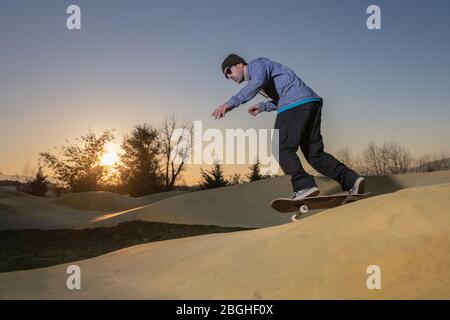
[225,67,232,77]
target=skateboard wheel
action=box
[291,214,301,222]
[299,205,309,214]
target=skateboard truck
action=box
[292,205,309,221]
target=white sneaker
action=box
[292,187,320,200]
[349,177,365,195]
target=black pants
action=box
[274,100,359,192]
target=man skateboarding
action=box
[212,54,365,200]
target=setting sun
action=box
[100,143,120,166]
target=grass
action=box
[0,221,253,273]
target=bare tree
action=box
[335,147,353,169]
[352,154,370,176]
[14,162,36,183]
[412,153,432,172]
[363,142,382,175]
[362,142,412,175]
[413,151,450,172]
[435,151,450,171]
[378,144,391,175]
[398,145,413,173]
[160,114,193,191]
[230,173,242,185]
[380,142,412,174]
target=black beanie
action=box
[221,54,247,77]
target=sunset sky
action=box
[1,0,449,184]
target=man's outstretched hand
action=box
[248,104,261,116]
[212,103,232,119]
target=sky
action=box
[1,0,449,184]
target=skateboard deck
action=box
[270,192,371,221]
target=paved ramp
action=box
[1,183,450,299]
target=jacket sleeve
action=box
[226,61,269,109]
[258,101,278,112]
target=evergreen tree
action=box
[199,162,229,189]
[246,158,263,182]
[27,167,48,196]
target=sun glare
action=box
[100,143,120,166]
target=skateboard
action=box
[270,192,371,221]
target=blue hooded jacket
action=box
[226,57,322,113]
